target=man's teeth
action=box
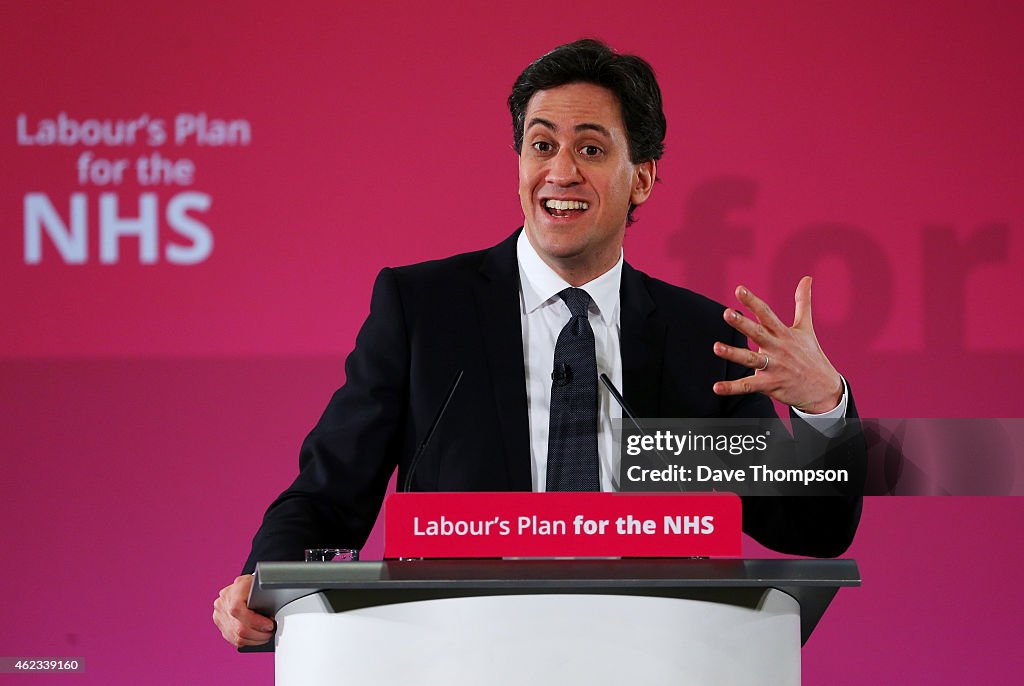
[544,199,589,211]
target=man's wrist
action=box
[798,376,844,415]
[792,377,849,437]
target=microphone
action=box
[599,374,684,493]
[402,369,464,493]
[551,363,572,386]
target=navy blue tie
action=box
[546,287,600,491]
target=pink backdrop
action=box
[1,1,1021,682]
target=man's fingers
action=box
[214,575,274,647]
[713,342,767,370]
[229,620,275,646]
[735,285,786,333]
[723,308,771,347]
[718,278,837,408]
[712,376,763,396]
[234,605,276,633]
[793,276,813,329]
[213,603,275,647]
[713,342,770,395]
[219,622,274,647]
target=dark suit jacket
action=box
[243,231,864,572]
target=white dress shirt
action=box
[516,231,847,492]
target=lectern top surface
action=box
[253,558,859,591]
[243,558,859,652]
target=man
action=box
[214,39,863,648]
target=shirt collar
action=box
[516,230,622,326]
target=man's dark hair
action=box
[509,38,666,225]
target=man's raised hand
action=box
[712,276,843,414]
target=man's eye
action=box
[532,141,553,153]
[580,145,602,156]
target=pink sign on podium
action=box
[384,492,742,559]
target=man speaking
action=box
[214,39,864,648]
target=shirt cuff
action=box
[791,377,849,437]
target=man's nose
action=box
[546,148,582,185]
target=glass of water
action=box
[304,548,360,562]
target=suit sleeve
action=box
[724,328,867,558]
[740,403,866,557]
[242,268,410,573]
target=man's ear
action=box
[630,159,657,206]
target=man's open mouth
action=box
[543,199,589,218]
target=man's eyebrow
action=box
[526,117,557,132]
[524,119,612,138]
[574,122,611,137]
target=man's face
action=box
[518,82,655,284]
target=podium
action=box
[246,558,859,685]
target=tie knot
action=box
[558,287,591,319]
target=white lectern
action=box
[246,558,859,686]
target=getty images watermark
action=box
[618,418,1024,496]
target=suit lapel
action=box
[476,231,532,490]
[620,262,666,418]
